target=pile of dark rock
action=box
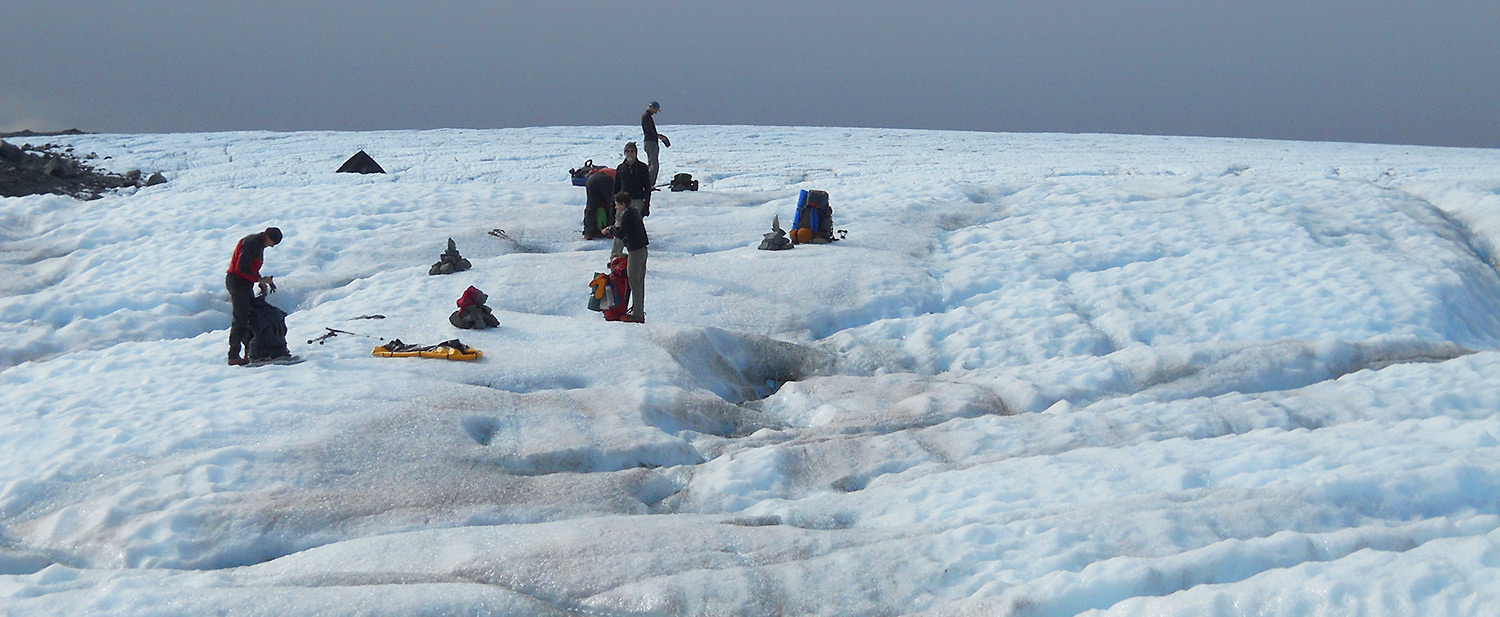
[429,238,473,275]
[1,132,166,200]
[450,286,500,330]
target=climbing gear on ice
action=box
[372,339,483,361]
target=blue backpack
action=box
[791,190,835,242]
[569,159,605,186]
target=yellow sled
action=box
[372,340,483,361]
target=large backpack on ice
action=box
[791,189,836,243]
[246,295,291,360]
[588,256,631,321]
[569,159,606,186]
[669,173,699,192]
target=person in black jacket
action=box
[225,226,282,365]
[641,101,668,185]
[614,141,652,216]
[604,192,649,323]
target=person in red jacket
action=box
[225,226,282,365]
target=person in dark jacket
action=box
[604,192,649,323]
[583,167,616,239]
[225,227,282,365]
[614,141,652,216]
[641,101,668,186]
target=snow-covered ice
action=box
[2,126,1499,616]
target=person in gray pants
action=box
[641,101,668,186]
[611,142,652,255]
[604,192,649,323]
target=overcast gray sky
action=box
[4,1,1497,148]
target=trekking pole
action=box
[307,327,384,345]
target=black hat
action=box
[265,227,283,243]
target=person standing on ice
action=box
[640,101,669,186]
[225,226,281,365]
[604,191,649,323]
[614,141,652,219]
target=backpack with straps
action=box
[600,256,631,321]
[246,295,291,360]
[791,190,836,243]
[569,159,605,186]
[669,172,699,191]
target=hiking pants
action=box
[627,247,647,318]
[226,273,255,357]
[644,139,660,186]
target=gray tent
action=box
[336,150,386,174]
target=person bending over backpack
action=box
[583,167,616,240]
[225,226,281,365]
[603,192,648,323]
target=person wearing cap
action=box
[225,226,282,365]
[641,101,669,186]
[614,141,653,226]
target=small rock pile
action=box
[757,215,794,251]
[429,238,472,275]
[450,286,500,330]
